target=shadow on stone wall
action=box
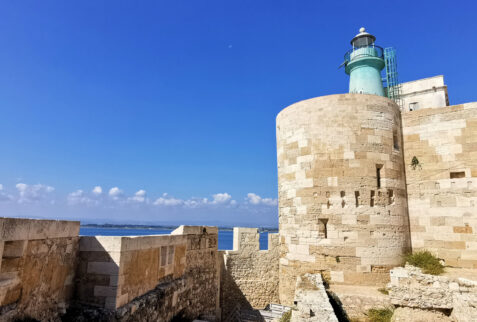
[219,256,255,320]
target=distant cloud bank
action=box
[0,182,278,225]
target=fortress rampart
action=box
[0,218,220,322]
[276,94,411,304]
[403,102,477,268]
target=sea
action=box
[80,227,271,250]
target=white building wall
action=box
[400,75,449,112]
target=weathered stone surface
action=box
[329,284,391,320]
[0,218,80,322]
[388,265,477,321]
[291,273,338,322]
[220,228,279,319]
[64,276,215,322]
[391,307,454,322]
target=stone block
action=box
[94,286,118,297]
[330,271,344,283]
[454,225,473,234]
[80,236,123,252]
[87,262,120,275]
[1,218,31,241]
[2,240,27,258]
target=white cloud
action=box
[108,187,123,200]
[153,192,235,208]
[16,183,55,203]
[184,198,208,208]
[67,189,97,206]
[211,192,232,204]
[246,193,277,206]
[92,186,103,195]
[0,184,12,202]
[129,189,147,203]
[153,193,183,206]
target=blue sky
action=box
[0,1,476,226]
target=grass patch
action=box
[377,287,389,295]
[404,251,444,275]
[279,310,291,322]
[367,308,393,322]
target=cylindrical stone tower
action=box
[276,94,410,305]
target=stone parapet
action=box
[0,217,80,321]
[76,225,219,320]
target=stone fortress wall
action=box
[75,225,220,321]
[220,228,279,319]
[402,102,477,269]
[1,79,477,321]
[0,218,220,322]
[0,218,80,321]
[276,94,411,305]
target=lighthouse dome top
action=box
[350,27,376,47]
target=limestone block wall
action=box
[402,102,477,268]
[220,228,279,319]
[0,217,80,321]
[76,225,219,320]
[276,94,411,305]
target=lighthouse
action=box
[344,27,385,96]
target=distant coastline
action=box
[80,223,278,233]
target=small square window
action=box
[409,102,419,111]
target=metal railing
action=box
[344,45,384,63]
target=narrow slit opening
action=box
[376,165,383,188]
[318,219,328,239]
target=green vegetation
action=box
[279,310,292,322]
[367,308,393,322]
[404,251,444,275]
[411,156,422,170]
[377,287,389,295]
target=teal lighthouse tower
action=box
[344,27,385,96]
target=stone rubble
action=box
[388,265,477,321]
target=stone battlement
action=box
[220,227,280,319]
